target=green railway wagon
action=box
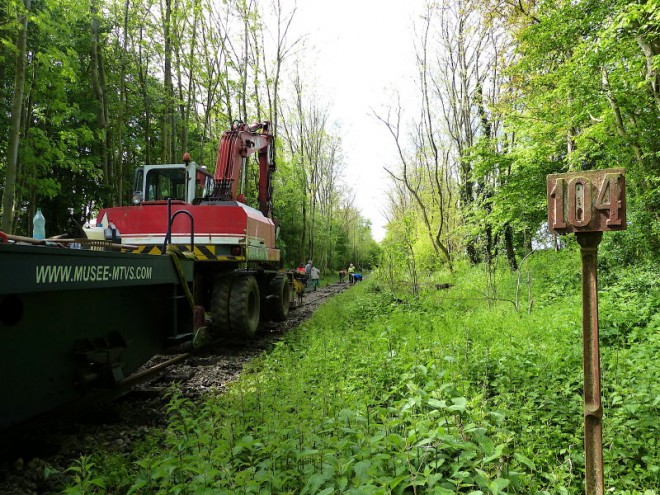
[0,241,195,431]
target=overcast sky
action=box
[294,0,423,241]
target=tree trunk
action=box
[117,0,131,204]
[162,0,174,163]
[180,5,198,155]
[239,2,249,121]
[504,223,518,270]
[419,8,453,271]
[138,37,153,165]
[2,0,31,234]
[601,67,643,167]
[636,35,660,112]
[2,0,31,233]
[90,0,111,202]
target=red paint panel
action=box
[98,202,276,248]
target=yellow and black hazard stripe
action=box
[129,244,245,261]
[130,245,164,256]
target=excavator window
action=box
[145,169,187,201]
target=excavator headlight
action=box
[131,191,143,205]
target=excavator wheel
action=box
[268,274,291,322]
[210,275,233,333]
[228,275,261,338]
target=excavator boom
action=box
[212,121,275,218]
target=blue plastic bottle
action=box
[33,208,46,240]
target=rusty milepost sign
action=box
[547,169,626,234]
[546,168,626,495]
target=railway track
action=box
[0,280,351,495]
[128,281,349,396]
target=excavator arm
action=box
[211,120,275,218]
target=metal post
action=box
[548,169,625,495]
[576,231,604,495]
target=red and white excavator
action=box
[94,121,290,337]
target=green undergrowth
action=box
[62,249,659,494]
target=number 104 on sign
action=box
[547,169,626,235]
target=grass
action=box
[61,248,659,494]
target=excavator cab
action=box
[131,162,214,205]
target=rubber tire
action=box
[268,274,291,322]
[229,276,261,338]
[210,275,233,333]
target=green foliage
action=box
[598,262,660,346]
[62,456,106,494]
[601,318,660,490]
[419,0,660,269]
[498,0,660,262]
[61,250,659,493]
[599,195,660,267]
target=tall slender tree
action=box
[2,0,30,233]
